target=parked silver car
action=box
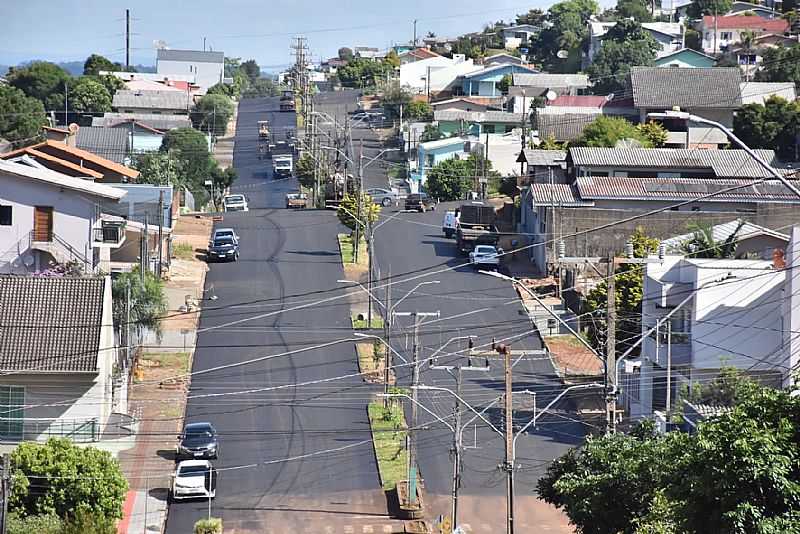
[366,187,399,207]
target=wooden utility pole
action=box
[502,345,514,534]
[125,9,131,70]
[451,366,463,528]
[157,191,164,279]
[606,253,616,434]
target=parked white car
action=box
[223,194,248,212]
[469,245,502,270]
[171,460,216,501]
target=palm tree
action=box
[680,220,745,259]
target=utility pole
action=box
[125,9,131,71]
[501,344,514,534]
[157,191,164,279]
[354,139,363,264]
[0,454,9,534]
[142,213,149,280]
[383,269,392,406]
[451,366,463,528]
[666,320,672,419]
[413,19,418,48]
[606,253,616,434]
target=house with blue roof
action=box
[654,48,716,69]
[460,64,539,97]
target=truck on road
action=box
[455,202,498,254]
[285,192,308,209]
[279,90,295,112]
[273,155,293,178]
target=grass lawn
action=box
[357,342,385,373]
[173,242,195,261]
[337,233,368,266]
[352,316,385,330]
[139,352,190,373]
[546,334,591,349]
[368,401,408,491]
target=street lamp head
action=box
[647,110,690,121]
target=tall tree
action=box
[111,267,167,335]
[516,8,547,25]
[0,85,47,147]
[734,96,800,160]
[615,0,652,21]
[338,47,354,62]
[193,93,234,136]
[688,0,733,17]
[530,0,599,71]
[755,44,800,85]
[239,59,260,82]
[425,154,499,201]
[7,61,70,111]
[65,77,112,124]
[83,54,117,76]
[574,116,653,147]
[680,220,745,258]
[587,20,659,94]
[130,152,186,188]
[160,127,213,190]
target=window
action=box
[484,124,496,134]
[0,205,11,226]
[0,386,24,440]
[720,31,733,40]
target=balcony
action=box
[93,218,126,248]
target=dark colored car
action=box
[207,236,239,262]
[176,422,218,459]
[405,193,436,212]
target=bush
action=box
[194,517,223,534]
[7,513,62,534]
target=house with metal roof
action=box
[654,48,717,69]
[459,64,538,97]
[75,126,130,164]
[698,15,789,55]
[585,21,684,67]
[92,112,193,132]
[112,90,193,115]
[0,275,120,442]
[434,109,524,136]
[500,25,541,49]
[660,219,789,259]
[156,48,224,91]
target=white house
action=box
[0,275,119,442]
[400,54,479,96]
[0,160,127,275]
[586,21,684,66]
[156,49,224,92]
[501,25,540,49]
[698,15,789,55]
[627,233,797,420]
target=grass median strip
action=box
[368,400,407,491]
[352,315,385,329]
[337,233,368,266]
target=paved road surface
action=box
[165,96,391,534]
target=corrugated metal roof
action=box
[630,67,742,109]
[434,110,524,123]
[92,112,192,131]
[112,90,192,111]
[568,148,779,178]
[739,82,796,104]
[512,73,589,88]
[661,219,789,251]
[529,183,594,207]
[157,49,224,63]
[575,176,800,203]
[0,276,106,373]
[523,149,567,167]
[538,113,598,142]
[75,127,129,164]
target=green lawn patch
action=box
[337,233,368,266]
[352,315,385,330]
[368,401,408,491]
[139,352,190,373]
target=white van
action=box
[442,209,460,238]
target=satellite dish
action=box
[556,50,569,59]
[153,40,168,50]
[545,90,557,101]
[615,138,643,149]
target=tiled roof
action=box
[434,110,524,123]
[75,126,129,164]
[630,67,742,108]
[512,73,589,88]
[568,147,779,178]
[529,183,594,207]
[550,95,609,108]
[403,48,440,60]
[538,112,598,142]
[701,15,789,31]
[661,219,789,251]
[92,113,192,131]
[575,176,800,203]
[0,160,125,199]
[523,149,567,167]
[112,90,192,111]
[157,49,224,64]
[0,276,106,373]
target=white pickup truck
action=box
[469,245,502,270]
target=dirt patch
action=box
[357,343,395,384]
[545,335,604,377]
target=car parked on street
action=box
[469,244,502,270]
[405,193,436,212]
[207,236,240,262]
[177,422,219,459]
[210,228,238,246]
[171,460,216,501]
[223,194,248,212]
[367,187,399,207]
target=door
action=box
[33,206,53,242]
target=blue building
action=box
[460,64,539,97]
[410,136,480,192]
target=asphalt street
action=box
[164,96,385,533]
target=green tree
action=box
[10,439,127,522]
[193,93,234,136]
[194,517,223,534]
[405,100,432,121]
[337,58,392,88]
[381,81,413,119]
[7,61,70,111]
[538,135,568,150]
[420,123,443,142]
[425,154,498,201]
[758,43,800,84]
[241,78,280,98]
[516,8,547,25]
[206,83,235,97]
[0,85,47,147]
[616,0,652,21]
[530,0,599,71]
[685,28,703,51]
[295,153,316,189]
[59,509,117,534]
[130,152,186,187]
[161,127,213,189]
[688,0,733,17]
[582,227,659,353]
[587,20,659,94]
[574,116,652,147]
[239,59,260,82]
[112,266,167,335]
[337,192,380,233]
[636,121,668,148]
[338,47,354,62]
[82,54,117,76]
[733,96,800,160]
[66,77,112,125]
[680,220,745,258]
[385,49,400,68]
[7,513,62,534]
[497,74,513,94]
[209,165,237,207]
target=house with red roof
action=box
[699,15,789,54]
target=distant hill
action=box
[0,60,156,77]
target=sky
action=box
[0,0,596,71]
